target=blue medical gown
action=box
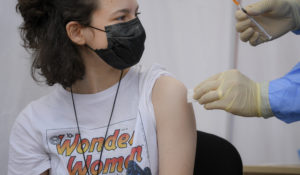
[269,62,300,123]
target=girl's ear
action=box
[66,21,86,45]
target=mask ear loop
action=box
[88,25,107,32]
[85,44,95,51]
[85,26,108,51]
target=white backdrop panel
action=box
[139,0,236,138]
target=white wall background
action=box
[1,0,300,174]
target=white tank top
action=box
[8,64,171,175]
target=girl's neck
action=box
[69,48,129,94]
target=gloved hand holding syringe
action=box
[234,0,300,46]
[233,0,272,40]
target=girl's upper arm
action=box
[152,76,197,175]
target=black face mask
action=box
[87,18,146,70]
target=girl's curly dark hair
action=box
[16,0,98,87]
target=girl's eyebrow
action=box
[112,8,130,15]
[111,5,139,16]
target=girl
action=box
[8,0,196,174]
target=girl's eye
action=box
[116,16,126,21]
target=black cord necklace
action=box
[70,70,124,175]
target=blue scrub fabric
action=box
[269,62,300,123]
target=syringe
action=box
[232,0,272,40]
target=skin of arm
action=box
[152,76,197,175]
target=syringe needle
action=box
[246,15,272,40]
[241,7,273,40]
[233,0,273,40]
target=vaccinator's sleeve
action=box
[269,62,300,123]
